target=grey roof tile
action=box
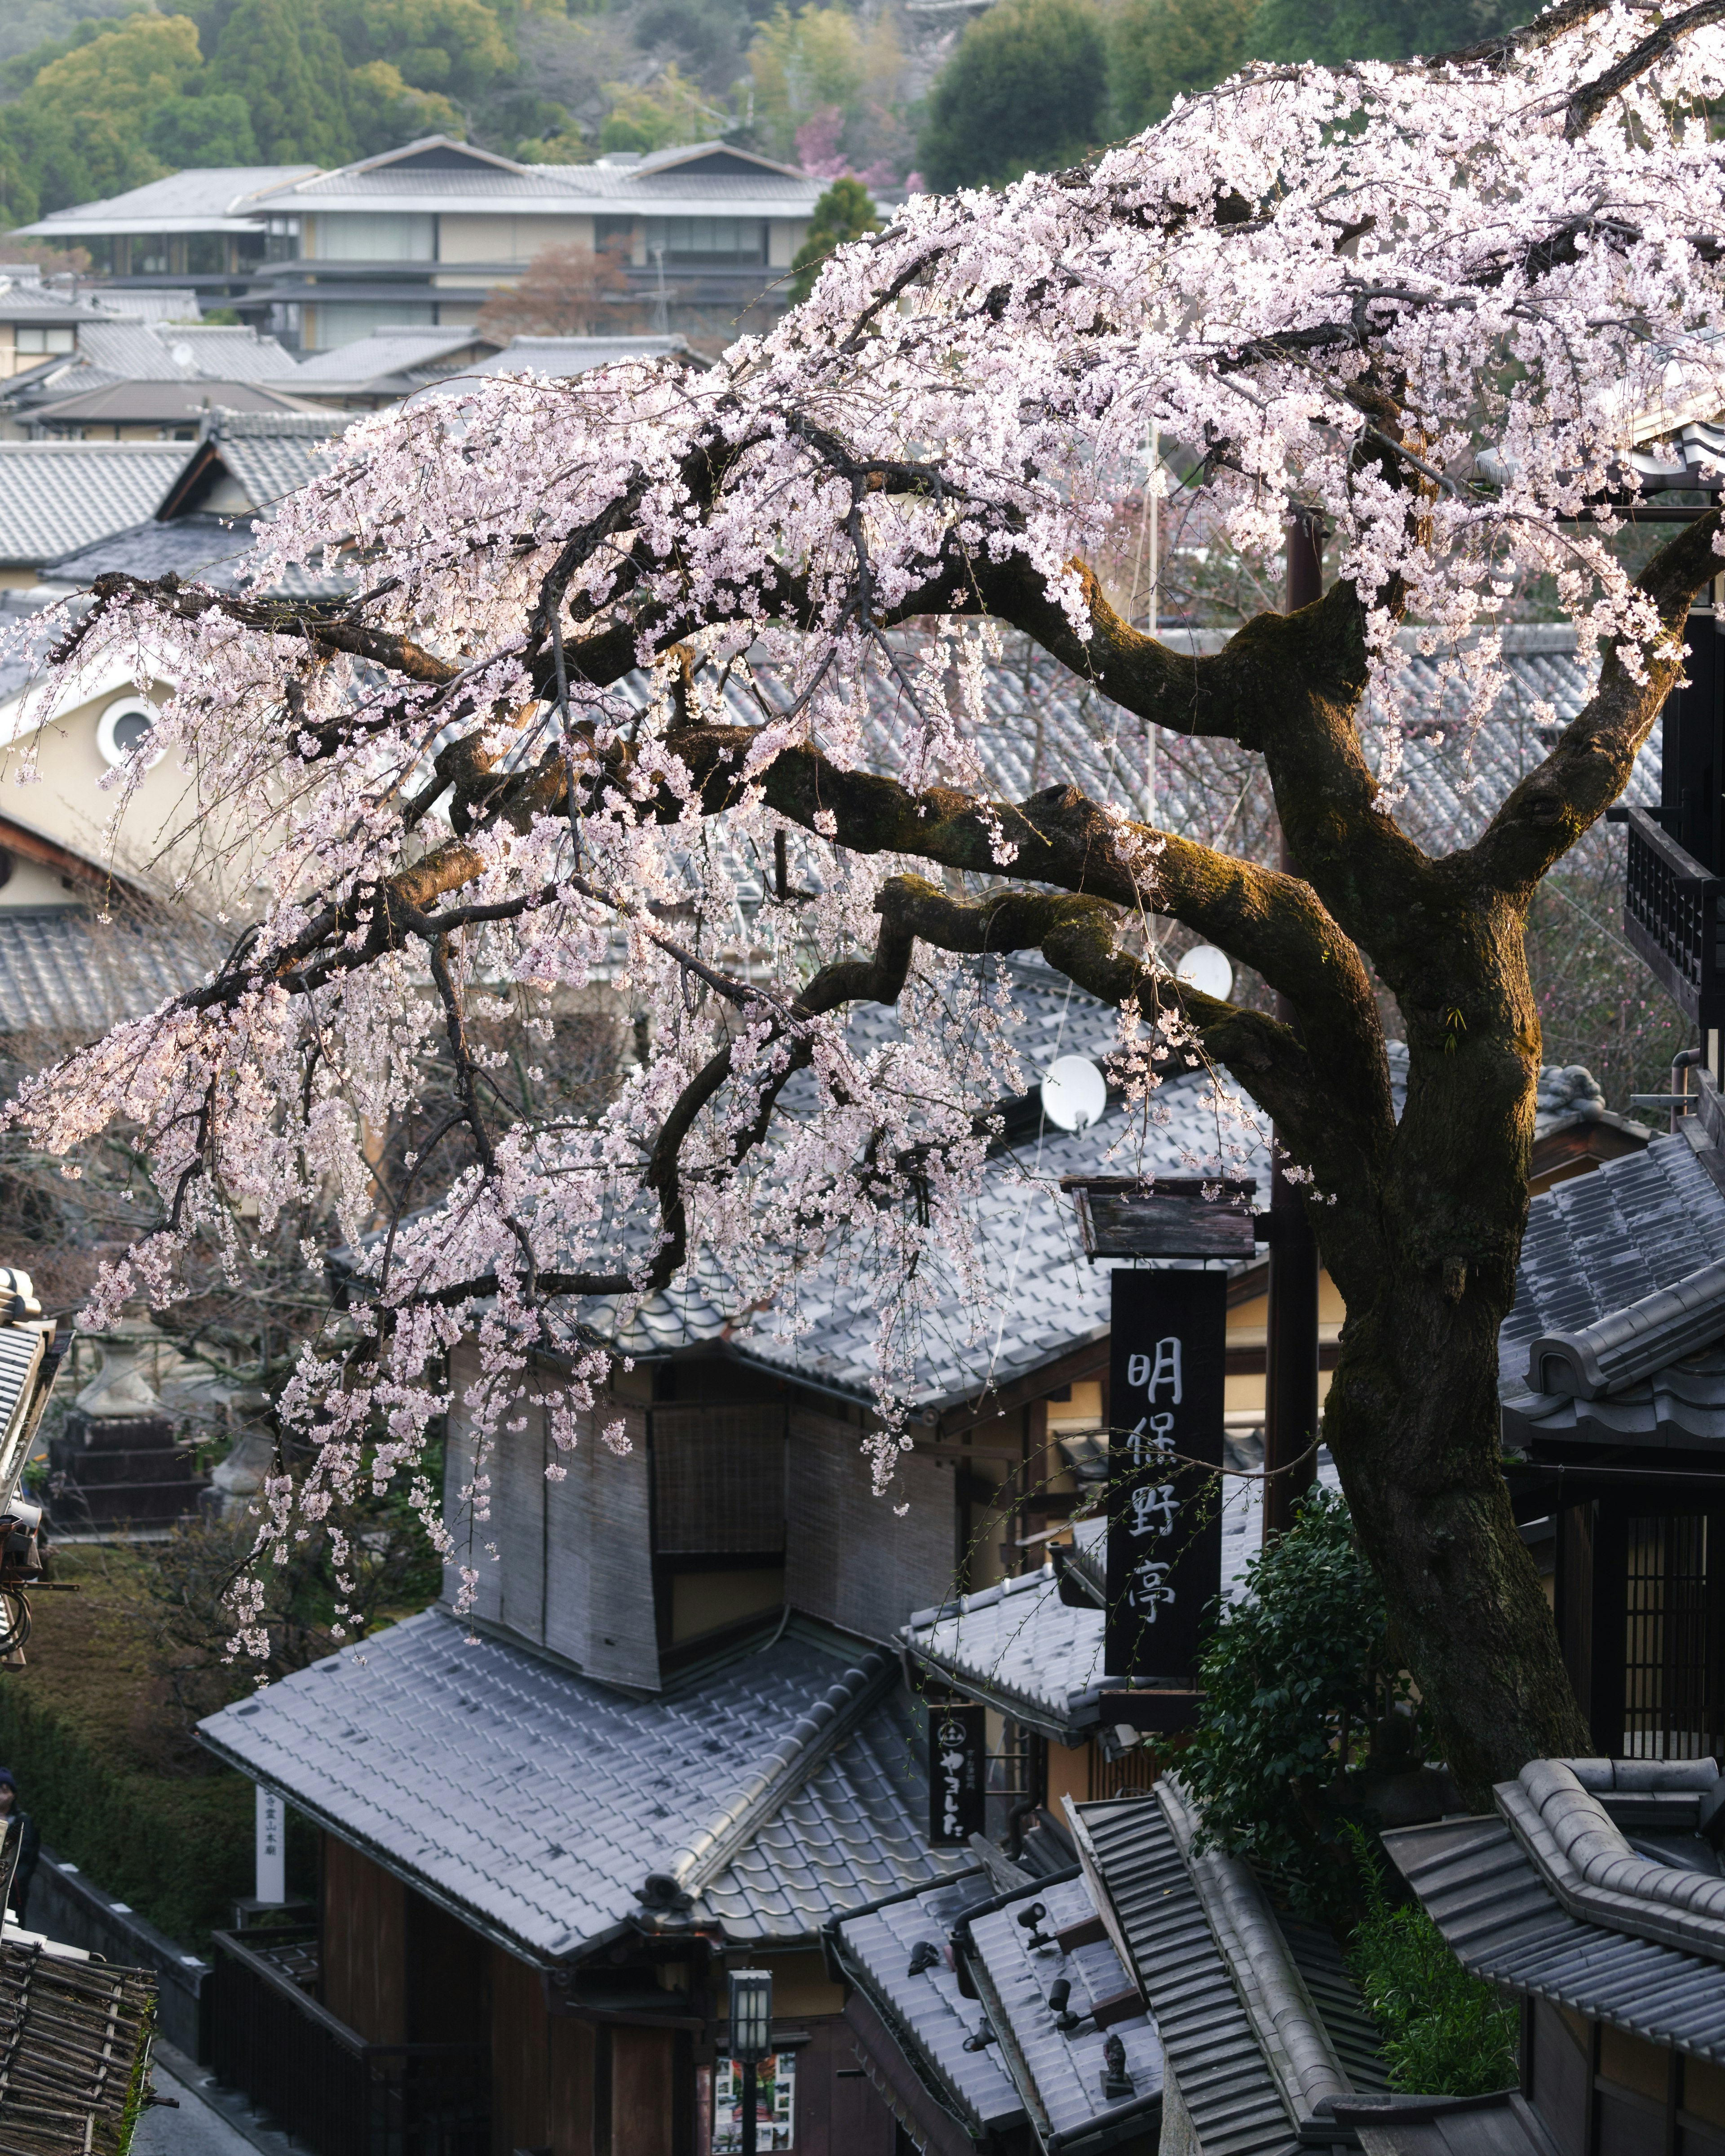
[0,443,191,568]
[0,910,218,1038]
[17,168,318,234]
[292,329,495,387]
[904,1568,1110,1738]
[834,1874,1026,2134]
[902,1436,1344,1736]
[198,1608,963,1964]
[965,1874,1164,2148]
[261,164,821,212]
[64,323,302,385]
[1071,1795,1300,2156]
[1385,1811,1725,2064]
[702,1688,969,1939]
[40,514,344,601]
[1501,1138,1725,1449]
[455,336,696,381]
[738,627,1653,862]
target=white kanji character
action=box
[1129,1483,1179,1538]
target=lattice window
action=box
[1623,1512,1725,1760]
[651,1406,787,1554]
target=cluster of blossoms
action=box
[5,0,1725,1652]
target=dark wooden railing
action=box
[1621,804,1725,1031]
[211,1930,489,2156]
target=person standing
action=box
[0,1773,41,1928]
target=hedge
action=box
[0,1547,254,1946]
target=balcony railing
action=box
[211,1929,489,2156]
[1621,805,1725,1031]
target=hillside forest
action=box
[0,0,1530,225]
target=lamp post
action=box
[728,1967,773,2156]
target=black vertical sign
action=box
[1105,1268,1226,1685]
[928,1702,987,1846]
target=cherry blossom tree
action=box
[10,0,1725,1792]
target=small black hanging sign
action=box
[928,1701,987,1847]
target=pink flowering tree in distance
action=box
[10,0,1725,1789]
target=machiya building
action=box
[15,137,826,353]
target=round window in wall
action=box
[96,697,164,771]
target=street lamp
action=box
[728,1968,773,2156]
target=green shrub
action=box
[1347,1837,1518,2096]
[1181,1487,1416,1917]
[788,176,879,304]
[0,1591,253,1945]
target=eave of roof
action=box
[1501,1132,1725,1453]
[196,1606,960,1967]
[1385,1796,1725,2064]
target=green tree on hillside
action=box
[1246,0,1523,64]
[143,90,260,165]
[346,60,464,154]
[323,0,511,99]
[0,12,202,212]
[1112,0,1255,132]
[787,174,877,302]
[748,4,900,166]
[917,0,1108,191]
[207,0,355,164]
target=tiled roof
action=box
[40,515,343,602]
[0,442,190,569]
[265,165,819,211]
[0,910,218,1038]
[292,329,495,386]
[831,1874,1026,2135]
[0,277,113,327]
[40,323,301,385]
[962,1873,1164,2152]
[197,1608,964,1965]
[1068,1786,1390,2153]
[900,1436,1345,1736]
[1500,1135,1725,1449]
[208,431,342,520]
[569,958,1285,1409]
[904,1569,1110,1740]
[22,380,317,429]
[1497,1758,1725,1962]
[752,625,1651,858]
[14,167,318,234]
[1070,1792,1301,2156]
[700,1686,969,1941]
[459,336,696,380]
[1385,1761,1725,2064]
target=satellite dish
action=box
[1176,945,1234,1001]
[171,341,195,367]
[1041,1055,1108,1133]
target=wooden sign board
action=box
[1104,1268,1226,1687]
[928,1701,987,1847]
[1063,1177,1259,1260]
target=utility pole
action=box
[1263,511,1323,1542]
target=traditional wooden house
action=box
[1389,1755,1725,2154]
[1502,1066,1725,1757]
